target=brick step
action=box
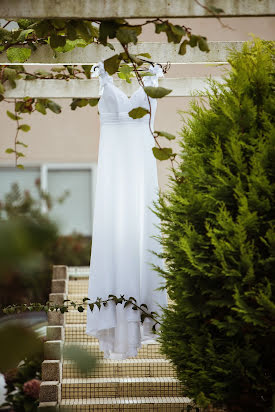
[62,358,176,378]
[64,342,165,360]
[61,377,183,399]
[60,396,191,411]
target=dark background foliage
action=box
[0,180,91,314]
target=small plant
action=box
[0,337,44,412]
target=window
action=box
[0,163,97,236]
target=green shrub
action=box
[154,38,275,412]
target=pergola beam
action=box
[0,0,274,18]
[3,77,223,98]
[0,41,243,65]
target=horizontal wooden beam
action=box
[3,77,224,98]
[0,0,274,18]
[0,41,243,65]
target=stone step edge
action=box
[62,377,179,384]
[63,342,160,347]
[60,396,191,405]
[63,358,170,364]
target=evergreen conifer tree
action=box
[154,38,275,412]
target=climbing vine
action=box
[3,294,162,332]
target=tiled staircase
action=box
[60,271,191,411]
[39,266,224,412]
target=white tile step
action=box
[63,342,164,360]
[61,377,183,399]
[62,358,176,378]
[60,396,192,411]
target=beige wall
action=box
[0,17,274,190]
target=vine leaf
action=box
[104,54,121,75]
[16,29,34,42]
[155,130,176,140]
[35,101,47,115]
[128,107,149,119]
[144,86,172,98]
[179,40,188,55]
[17,141,28,148]
[152,147,173,161]
[116,26,141,45]
[88,98,99,107]
[198,37,210,52]
[6,110,22,121]
[6,47,32,63]
[118,64,134,83]
[18,124,31,132]
[47,100,61,114]
[50,34,67,49]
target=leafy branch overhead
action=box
[0,18,210,63]
[0,17,211,172]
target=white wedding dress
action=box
[86,61,168,359]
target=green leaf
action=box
[50,34,66,49]
[0,27,13,42]
[47,100,61,114]
[16,164,25,169]
[88,98,99,107]
[128,107,150,119]
[99,21,119,45]
[118,64,133,83]
[75,21,93,43]
[55,38,87,53]
[35,101,47,115]
[17,141,28,147]
[18,124,31,132]
[104,54,121,75]
[17,19,34,29]
[137,52,151,59]
[189,35,198,48]
[5,148,15,154]
[6,47,32,63]
[82,65,93,79]
[16,29,34,42]
[70,98,89,110]
[155,21,169,34]
[116,26,141,45]
[6,110,22,121]
[152,147,173,161]
[179,40,188,56]
[208,6,224,14]
[144,86,172,98]
[16,152,25,157]
[170,25,186,37]
[198,37,210,52]
[66,23,78,40]
[155,130,176,140]
[0,83,4,95]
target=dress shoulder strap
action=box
[91,61,113,96]
[143,64,164,87]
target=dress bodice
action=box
[91,61,164,128]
